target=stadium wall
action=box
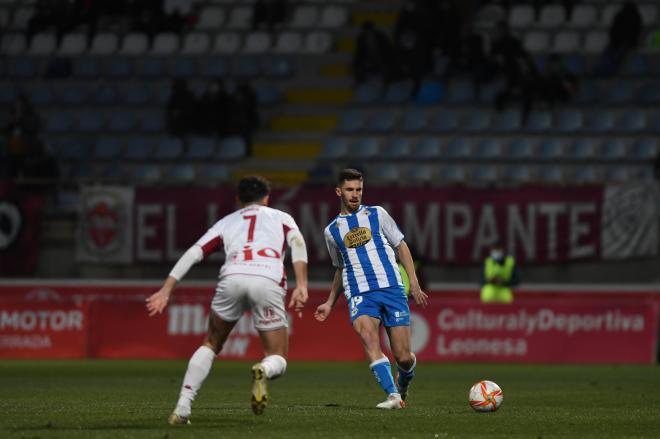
[0,281,657,363]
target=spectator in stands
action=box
[596,1,643,75]
[393,28,433,97]
[394,0,435,50]
[443,33,496,88]
[352,21,397,84]
[432,0,462,59]
[166,79,196,137]
[540,53,579,107]
[197,79,232,136]
[252,0,288,31]
[26,0,74,45]
[234,81,260,147]
[479,240,519,304]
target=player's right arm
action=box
[314,267,343,322]
[146,222,223,317]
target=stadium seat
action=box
[74,58,100,78]
[234,56,260,77]
[303,32,332,54]
[78,112,104,132]
[120,33,149,55]
[411,137,440,159]
[382,137,411,159]
[367,110,397,132]
[152,33,179,54]
[538,139,564,160]
[90,33,118,55]
[524,31,550,53]
[526,111,552,131]
[101,162,130,179]
[320,5,348,28]
[492,109,522,132]
[583,31,607,53]
[103,57,133,78]
[414,80,444,105]
[573,166,597,184]
[199,164,229,181]
[568,4,597,28]
[601,5,619,26]
[202,56,227,77]
[264,56,293,78]
[401,110,428,132]
[273,32,303,54]
[601,138,627,160]
[94,138,123,160]
[254,82,281,105]
[93,84,119,105]
[338,110,367,133]
[445,79,474,104]
[371,164,399,184]
[182,33,210,55]
[585,110,614,132]
[507,138,534,160]
[504,165,532,184]
[291,5,319,28]
[1,33,27,55]
[122,83,151,105]
[353,80,382,104]
[568,138,596,159]
[164,0,193,14]
[606,81,635,104]
[197,7,225,30]
[427,110,459,133]
[384,80,414,104]
[217,136,247,159]
[243,32,271,54]
[56,139,89,161]
[134,164,162,183]
[474,139,502,159]
[630,138,658,160]
[621,54,649,77]
[60,84,88,105]
[553,31,580,53]
[320,137,348,159]
[438,166,466,184]
[444,138,471,158]
[556,109,583,132]
[538,166,564,184]
[8,57,37,78]
[618,110,646,132]
[125,137,154,160]
[29,33,56,55]
[405,164,433,184]
[59,33,86,55]
[214,32,241,53]
[539,5,565,27]
[171,57,195,78]
[29,83,53,105]
[508,4,534,28]
[165,164,196,183]
[153,137,183,160]
[227,6,252,29]
[352,137,379,158]
[139,111,165,132]
[108,111,136,132]
[10,8,33,31]
[604,166,629,182]
[186,137,216,159]
[462,110,491,132]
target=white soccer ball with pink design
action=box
[469,380,503,412]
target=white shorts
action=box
[211,274,288,331]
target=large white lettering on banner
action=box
[77,186,134,263]
[601,183,660,259]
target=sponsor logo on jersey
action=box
[343,227,372,248]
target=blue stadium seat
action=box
[383,80,413,104]
[538,139,564,160]
[438,166,466,184]
[57,139,89,161]
[107,111,136,132]
[474,139,502,159]
[234,56,260,77]
[630,138,658,160]
[507,138,534,160]
[371,164,399,183]
[367,110,397,132]
[638,81,660,104]
[477,79,505,104]
[186,137,216,159]
[165,164,196,182]
[67,163,95,179]
[353,80,381,104]
[138,58,165,78]
[618,110,646,132]
[428,111,459,132]
[606,81,635,104]
[401,110,428,132]
[254,83,281,105]
[199,164,229,181]
[140,111,165,132]
[78,112,104,132]
[635,166,654,182]
[320,137,348,159]
[574,81,597,104]
[538,166,563,184]
[604,166,628,182]
[573,166,597,184]
[338,110,367,133]
[101,163,130,179]
[601,138,627,160]
[60,84,88,105]
[201,56,228,78]
[124,137,154,160]
[104,57,133,78]
[45,112,75,133]
[621,54,648,77]
[413,80,444,105]
[492,109,521,132]
[445,79,474,104]
[472,166,498,184]
[412,138,441,159]
[382,137,411,159]
[134,164,162,183]
[264,56,294,78]
[73,58,100,78]
[405,164,433,184]
[444,138,471,158]
[556,109,582,132]
[93,138,123,160]
[123,84,152,105]
[217,136,247,159]
[153,137,183,160]
[504,165,532,184]
[525,111,552,131]
[352,137,379,158]
[29,83,53,105]
[9,58,38,78]
[462,110,491,132]
[172,57,196,78]
[93,84,119,105]
[568,138,596,159]
[586,110,614,132]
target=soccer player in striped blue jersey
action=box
[314,168,429,409]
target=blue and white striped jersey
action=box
[324,205,404,298]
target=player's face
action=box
[336,179,363,213]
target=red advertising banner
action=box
[0,301,89,359]
[0,181,45,274]
[131,185,620,264]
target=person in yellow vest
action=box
[480,240,519,303]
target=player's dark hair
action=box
[337,168,363,186]
[238,175,271,203]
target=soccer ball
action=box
[469,380,503,412]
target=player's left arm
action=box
[286,227,309,317]
[396,240,429,307]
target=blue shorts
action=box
[347,285,410,327]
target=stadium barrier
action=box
[1,282,657,363]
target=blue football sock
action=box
[369,357,397,395]
[396,356,416,388]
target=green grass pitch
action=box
[0,360,658,438]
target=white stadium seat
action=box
[0,33,26,55]
[9,8,33,30]
[508,5,534,28]
[320,5,348,28]
[584,30,608,53]
[151,33,179,55]
[538,5,565,28]
[90,33,118,55]
[243,31,271,53]
[523,31,550,53]
[227,6,252,29]
[58,33,86,55]
[197,6,225,30]
[182,33,210,54]
[568,5,597,28]
[291,6,319,28]
[29,33,56,55]
[303,31,332,54]
[213,32,241,53]
[553,31,580,53]
[273,32,303,53]
[120,33,148,55]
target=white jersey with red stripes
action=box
[194,204,299,286]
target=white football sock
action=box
[261,354,287,380]
[174,345,215,416]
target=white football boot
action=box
[251,363,268,415]
[376,393,406,410]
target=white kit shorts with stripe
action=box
[211,274,288,331]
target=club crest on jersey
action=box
[343,227,372,248]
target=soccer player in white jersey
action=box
[146,176,309,423]
[314,168,429,409]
